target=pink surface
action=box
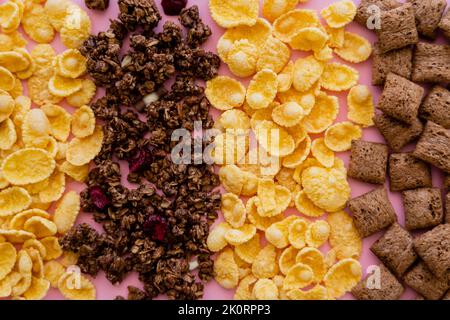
[19,0,445,300]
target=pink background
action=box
[12,0,446,299]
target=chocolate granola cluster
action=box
[60,1,221,300]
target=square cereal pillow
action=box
[378,73,424,124]
[408,0,447,38]
[413,121,450,173]
[370,222,417,277]
[348,187,397,238]
[446,192,450,224]
[439,9,450,39]
[372,44,413,86]
[404,262,449,300]
[389,152,432,192]
[355,0,401,26]
[373,113,423,151]
[419,86,450,129]
[376,3,418,53]
[348,140,389,184]
[412,43,450,83]
[403,188,443,230]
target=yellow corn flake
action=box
[241,171,258,196]
[296,247,327,282]
[1,148,55,186]
[325,25,345,48]
[294,190,324,218]
[11,95,30,129]
[252,244,279,278]
[279,246,298,275]
[213,132,249,165]
[262,0,299,22]
[57,272,96,300]
[0,119,17,150]
[15,48,35,80]
[259,185,291,217]
[277,61,294,93]
[250,103,276,130]
[288,218,308,249]
[0,51,30,72]
[23,276,50,300]
[66,78,96,108]
[282,134,311,169]
[22,178,50,195]
[9,209,49,230]
[324,121,362,152]
[283,262,314,290]
[0,229,35,244]
[225,224,257,246]
[311,138,335,168]
[314,45,334,62]
[0,1,21,33]
[31,44,55,71]
[58,161,89,182]
[222,193,246,228]
[55,142,68,161]
[257,178,276,213]
[23,216,57,238]
[246,197,283,231]
[293,56,324,92]
[27,72,62,106]
[273,9,320,43]
[207,222,231,252]
[255,121,295,157]
[289,27,329,52]
[66,125,103,166]
[227,39,258,78]
[41,104,72,142]
[246,69,278,110]
[48,74,82,98]
[320,62,359,92]
[55,49,86,79]
[272,102,305,127]
[278,87,316,116]
[7,77,23,98]
[335,32,372,63]
[324,258,362,298]
[301,166,350,212]
[60,7,91,49]
[209,0,259,28]
[22,3,55,44]
[39,236,62,260]
[257,37,291,74]
[0,242,16,280]
[214,248,239,289]
[10,272,32,296]
[44,0,73,32]
[53,191,80,235]
[217,18,272,63]
[0,31,26,51]
[206,76,246,111]
[0,91,15,122]
[235,233,261,264]
[234,274,257,300]
[23,239,47,258]
[21,109,52,149]
[215,109,251,133]
[219,164,246,195]
[0,66,15,91]
[0,186,31,217]
[37,169,65,203]
[43,260,65,288]
[265,215,298,248]
[302,93,339,133]
[347,85,375,127]
[305,220,330,248]
[71,105,95,138]
[327,210,362,260]
[253,278,279,300]
[287,285,328,300]
[321,0,357,28]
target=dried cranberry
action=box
[128,147,154,173]
[143,215,168,241]
[161,0,187,16]
[89,186,110,211]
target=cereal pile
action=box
[60,1,223,300]
[347,0,450,300]
[0,0,100,300]
[206,0,375,300]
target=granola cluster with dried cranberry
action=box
[60,2,221,300]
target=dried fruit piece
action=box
[335,32,372,63]
[305,220,330,248]
[273,9,320,42]
[66,125,103,166]
[214,248,239,289]
[206,76,246,111]
[324,258,362,299]
[262,0,299,22]
[293,56,324,92]
[221,193,246,228]
[321,0,357,28]
[53,191,80,235]
[252,244,279,278]
[57,272,96,300]
[227,39,258,78]
[302,93,339,134]
[41,104,72,142]
[55,49,86,78]
[347,85,374,127]
[1,148,55,185]
[289,27,329,52]
[207,222,231,252]
[253,278,279,300]
[320,63,359,92]
[324,121,362,152]
[283,263,314,290]
[66,78,96,108]
[327,210,362,260]
[294,190,324,218]
[257,37,290,73]
[311,138,335,168]
[209,0,259,28]
[246,69,278,110]
[301,166,350,212]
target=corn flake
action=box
[22,3,55,44]
[246,197,283,231]
[296,247,327,282]
[287,285,328,300]
[273,9,320,42]
[288,218,308,249]
[234,274,257,300]
[53,191,80,235]
[324,258,361,299]
[324,121,362,152]
[272,102,305,127]
[0,66,15,91]
[279,246,298,275]
[255,120,295,157]
[335,32,372,63]
[0,229,35,244]
[215,109,251,133]
[277,61,294,93]
[327,210,362,260]
[23,239,47,258]
[302,93,338,133]
[209,0,259,28]
[252,244,279,278]
[219,165,246,195]
[0,242,16,280]
[321,0,357,28]
[283,263,314,290]
[9,209,49,230]
[60,8,91,49]
[293,56,324,92]
[0,2,21,33]
[55,49,86,78]
[227,39,258,78]
[66,125,103,166]
[253,278,279,300]
[23,276,50,300]
[235,233,261,264]
[58,161,89,182]
[57,272,96,300]
[262,0,299,22]
[0,186,31,217]
[71,105,95,138]
[23,216,57,238]
[246,69,278,110]
[282,134,311,169]
[289,27,329,52]
[347,85,375,127]
[305,220,330,248]
[294,190,324,218]
[43,260,65,288]
[225,224,256,246]
[44,0,72,32]
[207,222,231,253]
[265,216,298,248]
[325,26,345,48]
[41,104,72,142]
[27,73,62,106]
[206,76,246,111]
[222,193,246,228]
[0,92,16,122]
[257,37,290,74]
[0,119,17,150]
[214,248,239,289]
[320,63,359,92]
[39,237,62,261]
[0,51,30,72]
[311,138,335,168]
[48,74,82,98]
